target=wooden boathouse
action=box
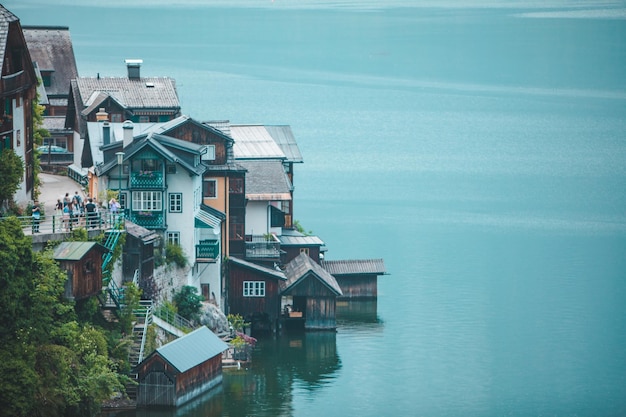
[320,259,387,299]
[53,241,107,301]
[281,253,343,331]
[135,326,228,407]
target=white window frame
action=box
[169,193,182,213]
[202,145,216,161]
[132,191,162,211]
[166,231,180,246]
[243,281,265,297]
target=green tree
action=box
[173,285,203,322]
[0,149,25,213]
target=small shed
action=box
[281,253,343,330]
[320,259,387,299]
[53,241,107,300]
[135,326,228,407]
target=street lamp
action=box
[116,152,125,216]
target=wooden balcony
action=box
[130,171,164,188]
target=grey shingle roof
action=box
[320,259,387,276]
[23,26,78,97]
[155,327,228,373]
[76,76,180,110]
[237,159,292,201]
[282,252,343,296]
[278,234,325,246]
[0,6,20,74]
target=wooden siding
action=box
[282,245,321,264]
[335,274,378,299]
[59,252,103,300]
[305,297,337,330]
[228,262,282,323]
[166,123,229,165]
[136,353,223,406]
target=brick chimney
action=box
[96,108,108,122]
[125,59,143,80]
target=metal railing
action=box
[153,304,195,333]
[1,210,124,236]
[132,299,154,364]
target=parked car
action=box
[37,145,68,153]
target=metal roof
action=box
[278,234,325,246]
[230,125,285,160]
[282,253,343,296]
[53,241,105,261]
[238,160,292,201]
[320,259,387,276]
[264,125,303,163]
[195,205,224,229]
[156,327,228,373]
[229,256,286,281]
[87,121,163,166]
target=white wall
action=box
[245,200,269,236]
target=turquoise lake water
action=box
[10,1,626,416]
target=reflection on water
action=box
[336,300,382,325]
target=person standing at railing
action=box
[31,201,41,233]
[85,198,97,229]
[62,202,71,231]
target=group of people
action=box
[53,191,102,231]
[31,191,121,233]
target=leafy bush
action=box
[165,242,187,268]
[173,286,203,322]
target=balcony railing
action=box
[129,211,164,229]
[39,152,74,165]
[130,171,164,188]
[196,239,219,260]
[245,235,281,260]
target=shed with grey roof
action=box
[321,258,387,299]
[135,326,228,407]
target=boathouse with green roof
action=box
[135,326,228,407]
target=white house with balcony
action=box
[95,128,224,306]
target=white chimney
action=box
[122,120,134,148]
[125,59,143,79]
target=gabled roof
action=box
[229,256,286,281]
[153,327,228,373]
[87,121,163,166]
[281,252,343,296]
[264,125,303,163]
[0,6,19,68]
[23,26,78,98]
[53,241,106,261]
[321,259,387,276]
[96,132,205,177]
[237,159,292,201]
[75,76,180,111]
[231,124,286,160]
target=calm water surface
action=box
[10,1,626,416]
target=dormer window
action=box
[201,145,216,161]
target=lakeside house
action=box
[134,326,228,407]
[23,25,77,169]
[0,6,39,207]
